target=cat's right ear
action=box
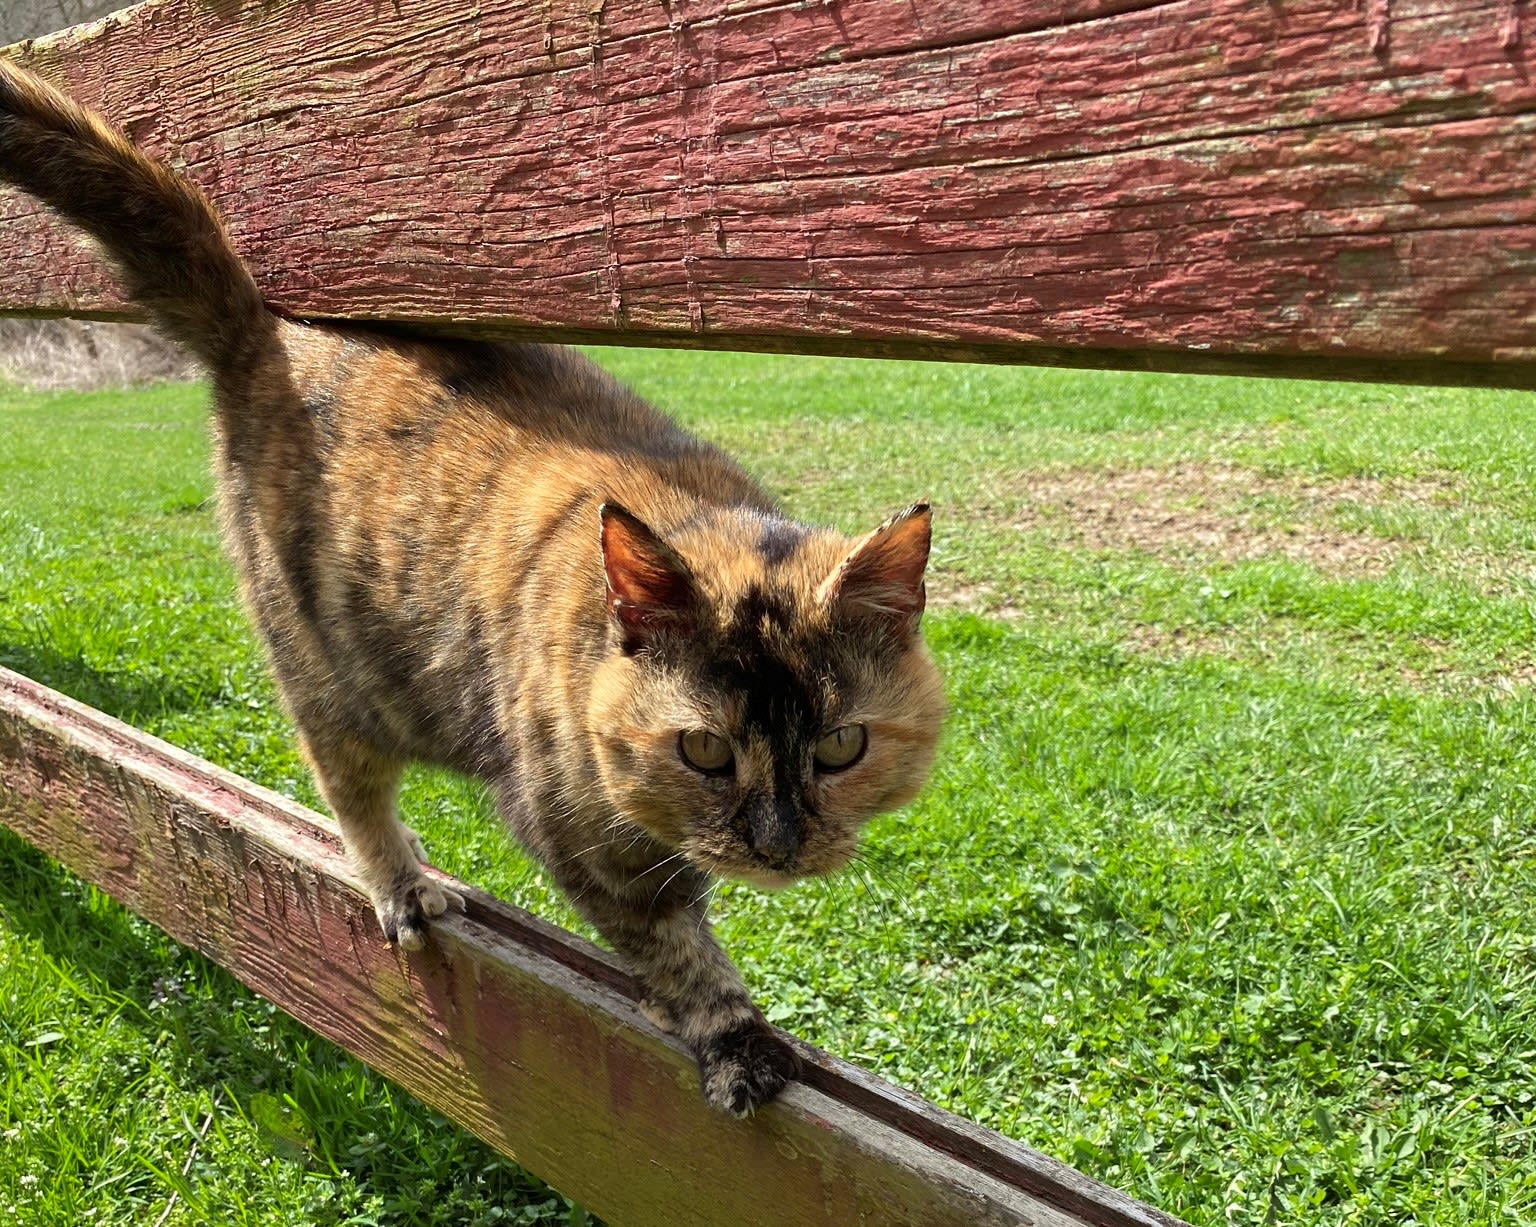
[816,501,931,639]
[599,503,702,652]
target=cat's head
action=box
[588,501,944,887]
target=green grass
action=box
[3,353,1536,1226]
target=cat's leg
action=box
[399,824,430,864]
[299,727,463,951]
[553,856,801,1116]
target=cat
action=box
[0,60,945,1116]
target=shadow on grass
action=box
[0,639,209,726]
[0,827,580,1224]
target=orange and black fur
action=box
[0,61,945,1115]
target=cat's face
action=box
[589,504,944,886]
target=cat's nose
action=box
[746,797,800,870]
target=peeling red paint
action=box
[1,0,1532,385]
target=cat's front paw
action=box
[374,871,465,952]
[696,1019,801,1117]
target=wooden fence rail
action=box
[2,0,1534,387]
[0,666,1186,1227]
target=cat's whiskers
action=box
[617,828,658,858]
[563,817,656,864]
[815,850,911,921]
[628,850,687,885]
[646,857,697,915]
[604,814,656,849]
[850,846,920,896]
[566,834,630,861]
[687,875,722,917]
[846,848,902,895]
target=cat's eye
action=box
[814,723,867,772]
[679,729,734,774]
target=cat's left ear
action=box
[817,501,931,638]
[599,502,703,651]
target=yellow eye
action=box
[679,730,733,774]
[814,724,867,772]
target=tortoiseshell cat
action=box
[0,61,944,1114]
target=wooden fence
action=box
[1,0,1533,387]
[2,1,1532,1224]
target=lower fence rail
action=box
[0,665,1184,1227]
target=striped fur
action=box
[0,60,945,1115]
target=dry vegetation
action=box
[0,319,198,390]
[2,0,124,44]
[2,9,194,393]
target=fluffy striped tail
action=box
[0,59,268,369]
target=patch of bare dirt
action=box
[1485,660,1536,691]
[1120,622,1536,696]
[1414,656,1536,695]
[992,462,1462,578]
[1119,622,1244,658]
[938,580,1027,620]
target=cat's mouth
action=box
[732,864,799,891]
[689,847,850,891]
[678,844,798,889]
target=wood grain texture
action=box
[1,0,1533,386]
[0,665,1189,1227]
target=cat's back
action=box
[243,323,765,510]
[212,320,774,770]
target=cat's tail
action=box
[0,59,269,370]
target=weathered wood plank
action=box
[2,0,1533,386]
[0,665,1188,1227]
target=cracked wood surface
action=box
[0,0,1532,386]
[0,666,1189,1227]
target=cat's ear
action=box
[817,501,931,637]
[599,503,702,651]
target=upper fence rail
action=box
[1,0,1533,387]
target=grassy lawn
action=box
[2,351,1535,1226]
